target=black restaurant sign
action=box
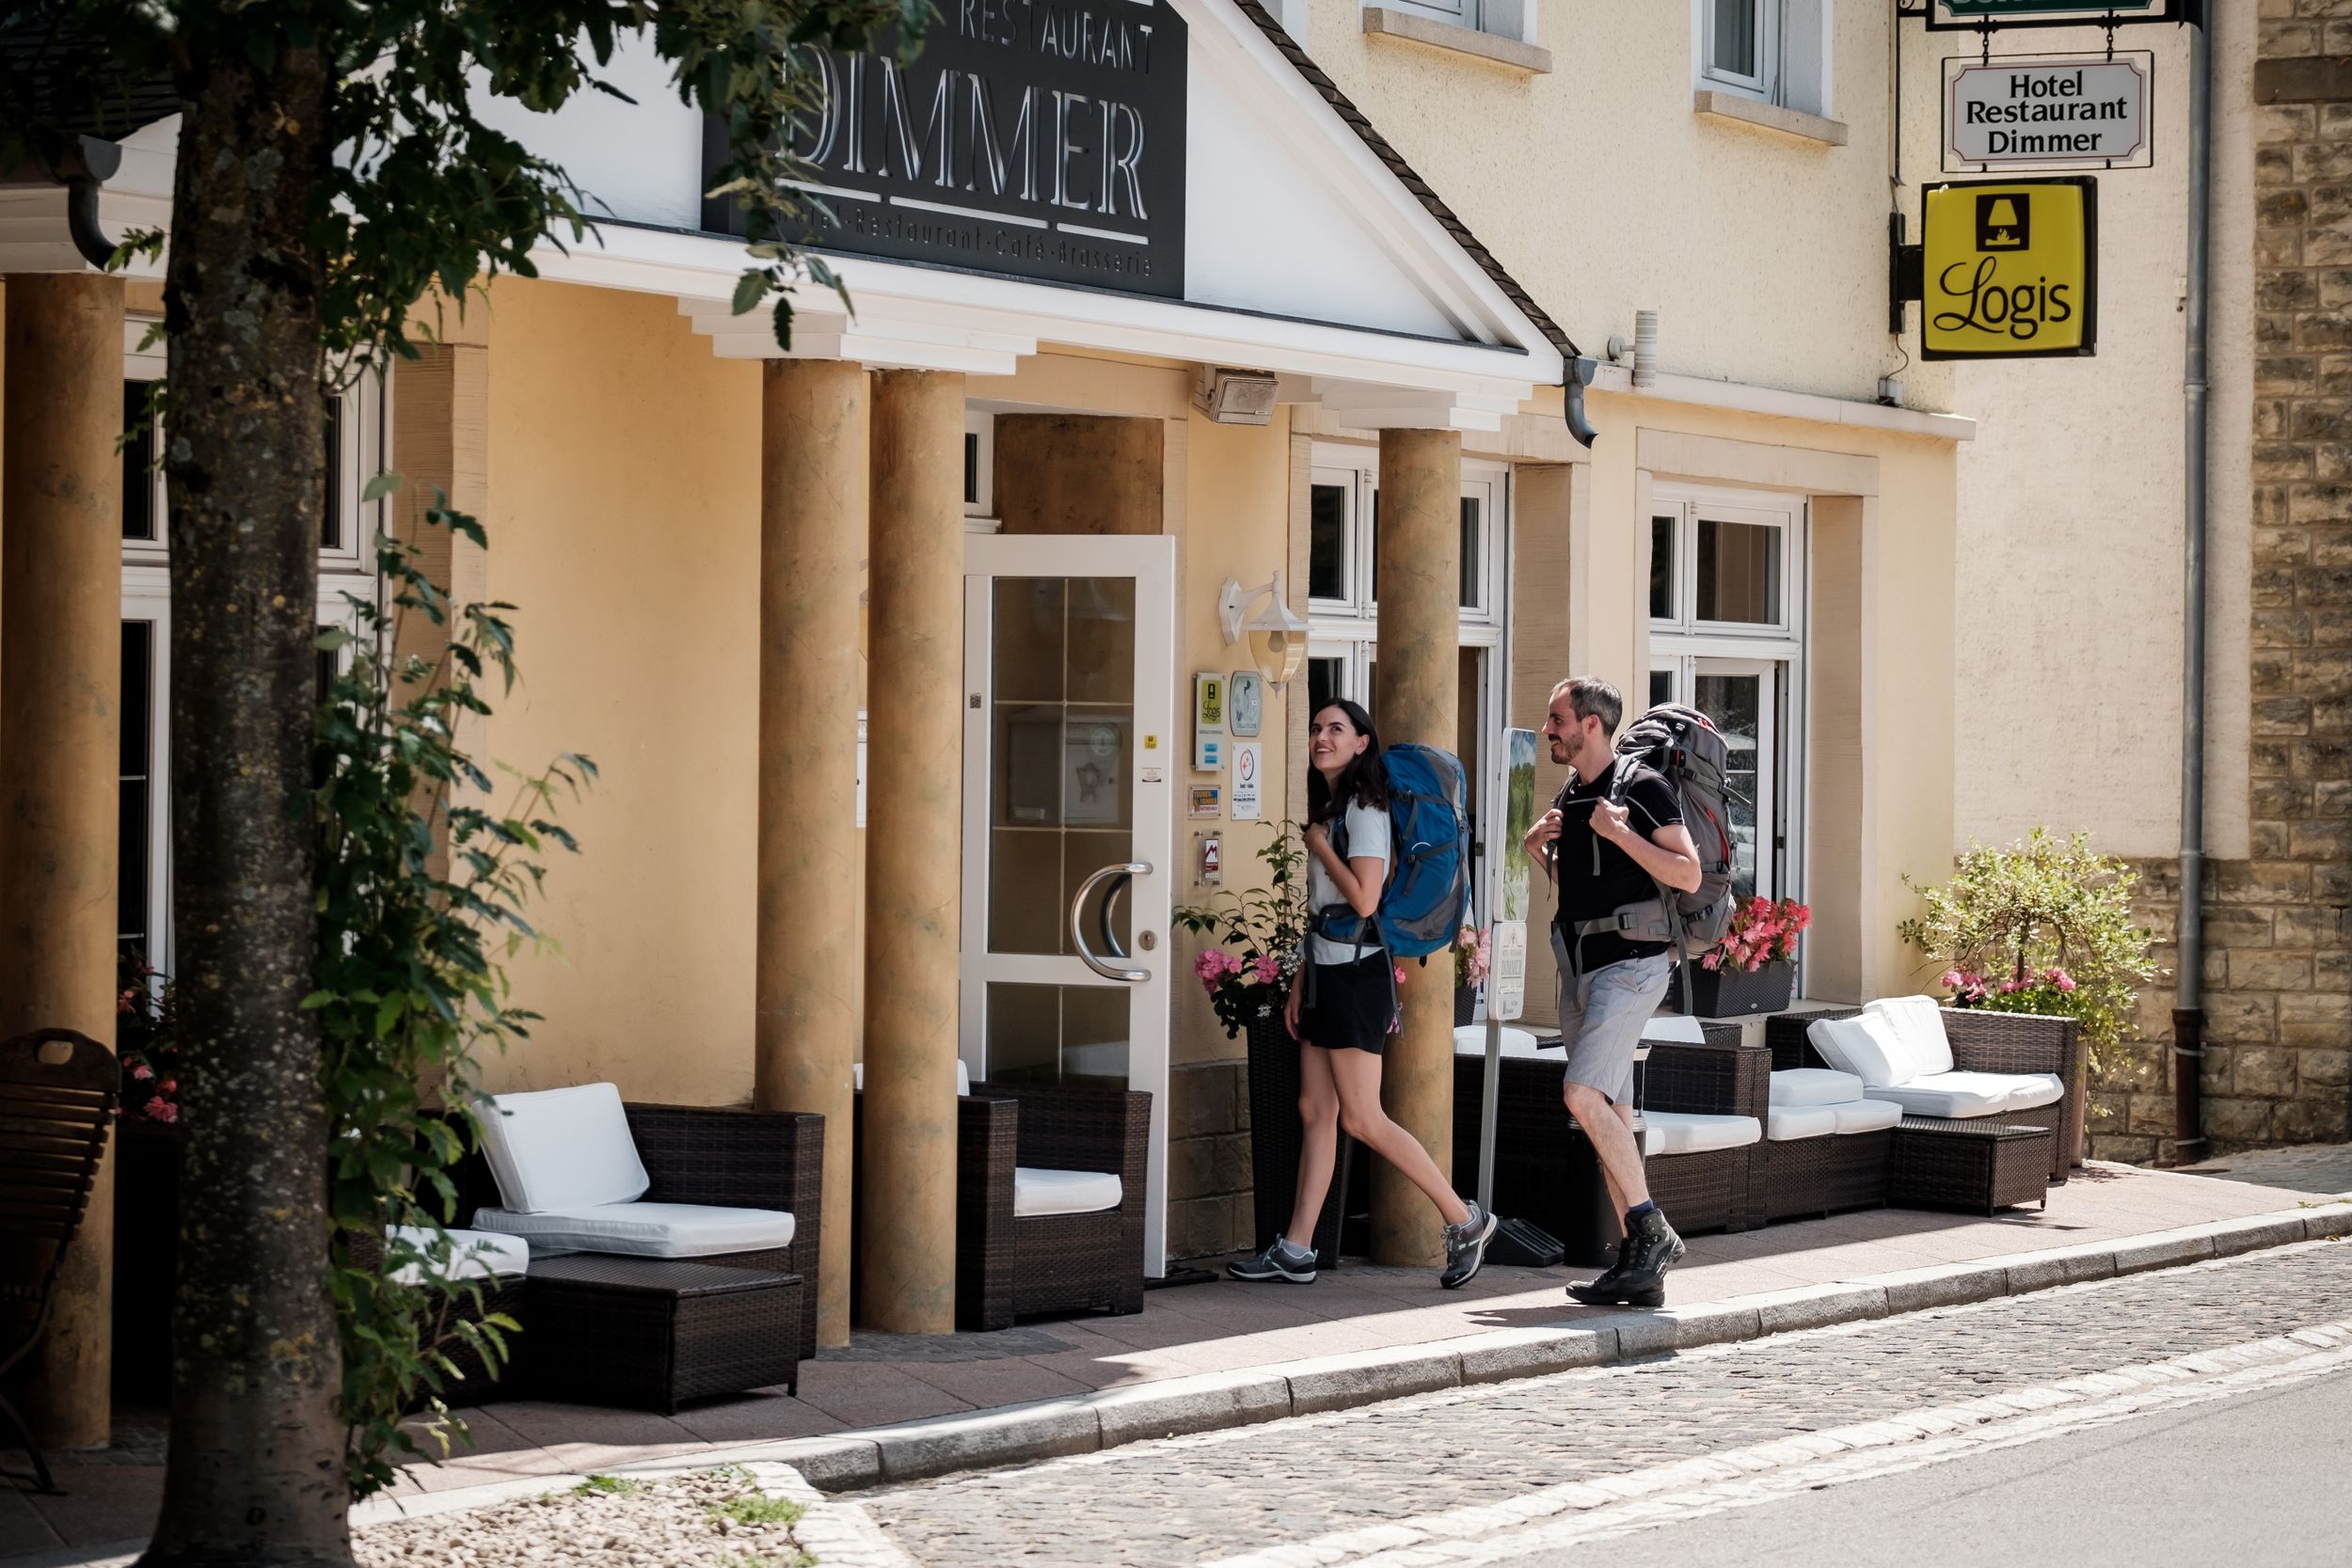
[702,0,1188,299]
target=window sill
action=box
[1692,89,1849,148]
[1360,7,1552,74]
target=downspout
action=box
[2170,9,2213,1164]
[48,134,123,269]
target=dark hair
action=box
[1554,675,1625,738]
[1306,699,1389,825]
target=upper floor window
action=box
[1696,0,1832,119]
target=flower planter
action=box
[1242,1012,1355,1269]
[1665,959,1794,1019]
[112,1118,182,1399]
[1454,984,1476,1027]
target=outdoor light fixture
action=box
[1218,571,1309,688]
[1193,367,1279,426]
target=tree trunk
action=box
[139,39,352,1568]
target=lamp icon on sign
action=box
[1977,194,2029,251]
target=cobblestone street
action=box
[863,1240,2352,1567]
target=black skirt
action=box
[1300,951,1397,1055]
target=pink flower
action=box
[132,1062,154,1082]
[2054,972,2077,992]
[1394,965,1407,984]
[1193,949,1243,987]
[1702,951,1722,971]
[118,989,137,1014]
[158,1078,176,1093]
[1253,955,1281,985]
[143,1096,176,1124]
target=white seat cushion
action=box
[1867,995,1956,1078]
[1770,1068,1865,1108]
[1832,1098,1904,1135]
[1639,1015,1707,1045]
[385,1225,530,1286]
[476,1083,649,1214]
[473,1201,795,1259]
[1012,1166,1123,1218]
[2001,1073,2066,1113]
[1454,1025,1544,1058]
[1872,1070,2030,1118]
[1643,1111,1763,1155]
[1765,1103,1841,1142]
[852,1060,973,1095]
[1805,1012,1912,1088]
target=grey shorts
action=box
[1554,950,1674,1105]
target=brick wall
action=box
[2089,13,2352,1163]
[1165,1059,1252,1262]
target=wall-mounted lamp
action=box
[1217,570,1309,688]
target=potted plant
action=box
[1671,895,1810,1017]
[1452,925,1490,1026]
[1899,829,2158,1163]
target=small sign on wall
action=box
[1231,741,1263,821]
[1193,673,1225,771]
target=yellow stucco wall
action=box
[1302,0,1956,412]
[475,278,763,1103]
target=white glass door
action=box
[961,533,1177,1272]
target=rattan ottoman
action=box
[1889,1119,2053,1216]
[525,1257,803,1413]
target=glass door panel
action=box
[1692,661,1772,902]
[963,535,1175,1269]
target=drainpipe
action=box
[47,134,123,269]
[2170,9,2213,1164]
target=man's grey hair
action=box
[1552,676,1624,738]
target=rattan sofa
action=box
[1753,1069,1899,1226]
[449,1099,824,1365]
[1451,1022,1768,1242]
[855,1079,1150,1333]
[1764,1006,2080,1183]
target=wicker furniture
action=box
[1766,1006,2080,1183]
[451,1098,824,1362]
[347,1225,531,1409]
[523,1256,803,1412]
[856,1080,1150,1332]
[1889,1119,2054,1215]
[1754,1069,1901,1226]
[1451,1022,1767,1249]
[0,1028,118,1494]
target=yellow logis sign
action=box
[1921,177,2097,360]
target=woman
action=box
[1229,699,1496,1290]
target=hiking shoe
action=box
[1438,1201,1498,1290]
[1565,1232,1642,1307]
[1608,1208,1686,1308]
[1228,1236,1317,1283]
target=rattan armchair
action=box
[450,1101,824,1362]
[1764,1007,2080,1182]
[1452,1022,1766,1243]
[856,1082,1151,1333]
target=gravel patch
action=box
[356,1465,814,1568]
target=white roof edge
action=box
[1591,363,1978,442]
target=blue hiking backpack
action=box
[1311,743,1472,961]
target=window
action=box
[963,410,995,522]
[1649,486,1804,910]
[119,358,387,977]
[1695,0,1831,118]
[1374,0,1534,47]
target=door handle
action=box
[1072,861,1152,982]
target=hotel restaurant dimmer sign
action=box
[702,0,1187,299]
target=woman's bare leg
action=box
[1328,1048,1471,1228]
[1284,1042,1343,1244]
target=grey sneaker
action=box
[1439,1201,1499,1290]
[1229,1236,1318,1283]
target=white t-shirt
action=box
[1307,801,1392,966]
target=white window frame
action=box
[1305,443,1510,925]
[964,408,996,524]
[119,347,391,978]
[1369,0,1537,46]
[1692,0,1832,117]
[1647,483,1806,914]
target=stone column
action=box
[857,368,965,1333]
[756,359,868,1349]
[0,271,126,1446]
[1370,425,1461,1268]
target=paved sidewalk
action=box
[2178,1141,2352,1196]
[7,1161,2342,1560]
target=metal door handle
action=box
[1072,861,1152,981]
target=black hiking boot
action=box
[1609,1208,1686,1308]
[1565,1232,1641,1307]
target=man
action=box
[1522,677,1702,1307]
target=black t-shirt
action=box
[1550,759,1684,971]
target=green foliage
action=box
[1898,828,2159,1070]
[710,1493,806,1528]
[313,483,595,1497]
[1172,826,1311,1037]
[573,1474,649,1497]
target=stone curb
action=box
[42,1194,2344,1567]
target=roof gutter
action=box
[45,132,121,269]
